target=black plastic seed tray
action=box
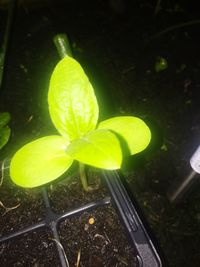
[0,168,163,267]
[103,171,163,267]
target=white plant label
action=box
[190,145,200,173]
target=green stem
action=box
[79,163,89,191]
[53,34,73,58]
[79,163,99,191]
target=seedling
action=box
[10,56,151,190]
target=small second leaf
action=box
[0,126,11,149]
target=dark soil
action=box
[1,0,200,266]
[0,172,137,267]
[59,204,137,267]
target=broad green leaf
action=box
[48,57,99,141]
[67,129,122,169]
[0,112,11,128]
[98,116,151,155]
[0,126,11,149]
[10,136,73,188]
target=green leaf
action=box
[10,136,73,188]
[48,57,99,141]
[0,112,11,128]
[0,126,11,149]
[67,129,122,169]
[155,56,168,72]
[98,116,151,155]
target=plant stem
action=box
[79,163,89,191]
[53,34,73,58]
[79,163,99,192]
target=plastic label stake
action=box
[190,145,200,173]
